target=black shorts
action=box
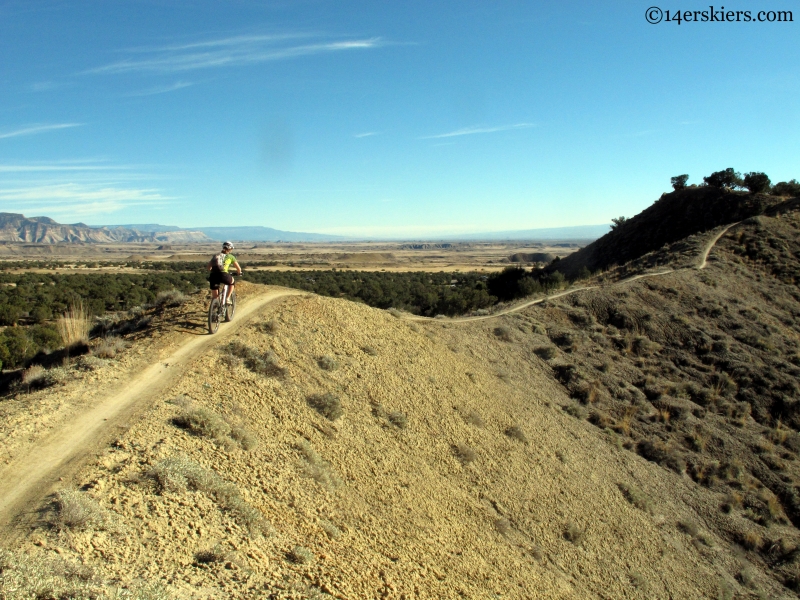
[209,270,234,290]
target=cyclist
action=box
[207,241,242,303]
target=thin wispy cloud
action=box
[126,81,195,96]
[0,160,174,217]
[0,183,173,216]
[0,123,83,140]
[354,131,381,138]
[421,122,535,139]
[87,34,383,74]
[0,164,122,173]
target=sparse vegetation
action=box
[288,546,314,564]
[564,522,585,544]
[618,483,652,513]
[92,335,126,358]
[494,325,512,341]
[454,443,477,465]
[153,289,187,308]
[307,392,343,421]
[388,410,408,429]
[296,439,343,490]
[51,489,113,531]
[225,341,286,377]
[505,425,528,444]
[173,405,257,451]
[494,517,511,536]
[318,354,339,371]
[147,456,268,532]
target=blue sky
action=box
[0,1,797,238]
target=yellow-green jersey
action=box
[211,252,238,273]
[222,254,237,273]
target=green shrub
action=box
[743,172,771,193]
[671,174,689,190]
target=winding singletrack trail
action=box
[0,288,303,539]
[407,221,741,324]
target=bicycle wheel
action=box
[208,297,221,334]
[225,290,236,322]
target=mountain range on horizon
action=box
[0,212,611,244]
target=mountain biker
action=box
[207,241,242,303]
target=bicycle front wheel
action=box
[208,298,221,334]
[225,291,236,322]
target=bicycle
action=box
[208,275,236,334]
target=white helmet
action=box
[222,241,234,250]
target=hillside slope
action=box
[550,187,787,279]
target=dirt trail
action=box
[409,221,740,324]
[0,288,303,537]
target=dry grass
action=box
[564,522,585,544]
[57,298,90,348]
[225,342,286,377]
[462,409,484,427]
[494,326,513,341]
[388,411,408,429]
[21,364,46,387]
[617,482,652,513]
[0,549,100,600]
[320,520,342,539]
[494,517,512,536]
[505,425,528,444]
[153,289,187,308]
[289,546,314,564]
[92,336,126,359]
[307,392,343,421]
[51,489,113,531]
[296,439,343,490]
[173,406,258,451]
[534,346,557,360]
[260,319,279,333]
[19,365,68,390]
[454,443,477,465]
[174,407,231,440]
[317,355,339,371]
[148,456,268,533]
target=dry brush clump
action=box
[92,336,126,359]
[505,425,528,444]
[18,365,68,391]
[317,355,339,371]
[307,392,343,421]
[147,456,268,533]
[617,482,652,513]
[224,341,286,377]
[152,289,187,308]
[454,443,477,465]
[173,404,258,451]
[296,439,343,490]
[50,489,115,532]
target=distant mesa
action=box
[0,213,211,244]
[400,243,454,250]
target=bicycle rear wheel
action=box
[208,298,221,334]
[225,290,236,322]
